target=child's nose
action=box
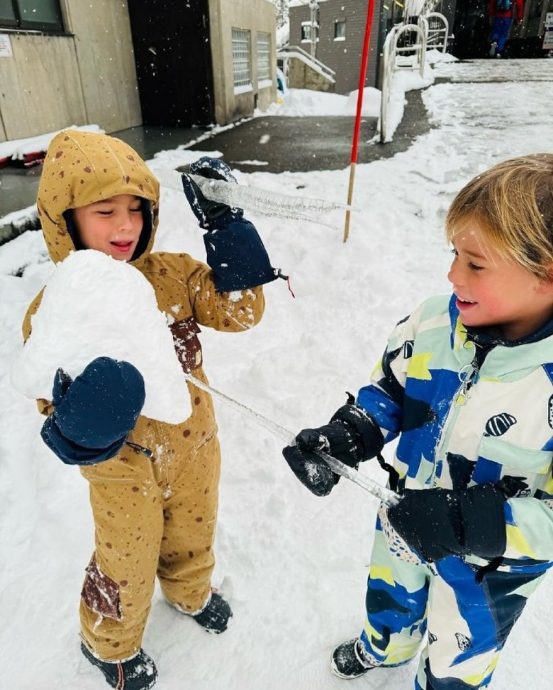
[120,212,135,231]
[447,262,460,286]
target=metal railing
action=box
[277,44,336,84]
[423,13,449,53]
[379,23,426,143]
[379,10,449,143]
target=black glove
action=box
[181,156,241,230]
[385,481,523,562]
[41,357,145,466]
[282,402,384,497]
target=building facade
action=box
[0,0,277,142]
[288,0,382,94]
[207,0,277,125]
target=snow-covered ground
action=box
[1,58,553,690]
[264,85,382,117]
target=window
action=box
[232,28,252,92]
[256,32,271,83]
[334,20,346,40]
[301,21,315,42]
[0,0,64,31]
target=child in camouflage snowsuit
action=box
[23,129,278,689]
[283,154,553,689]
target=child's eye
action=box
[468,262,483,272]
[97,210,113,216]
[450,248,458,257]
[130,207,142,213]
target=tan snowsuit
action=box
[22,130,265,661]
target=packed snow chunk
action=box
[12,250,191,424]
[345,87,381,117]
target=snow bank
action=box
[0,124,102,162]
[265,87,381,117]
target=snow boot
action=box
[331,638,375,679]
[81,643,158,689]
[191,591,233,634]
[171,591,233,634]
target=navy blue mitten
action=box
[41,357,145,466]
[181,156,277,292]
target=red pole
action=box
[343,0,376,242]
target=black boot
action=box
[331,638,375,679]
[191,591,233,634]
[81,643,158,689]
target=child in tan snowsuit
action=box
[22,129,278,689]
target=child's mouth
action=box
[456,297,477,311]
[111,241,133,253]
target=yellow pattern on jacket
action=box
[22,129,265,661]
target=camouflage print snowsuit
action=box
[22,130,265,661]
[356,295,553,689]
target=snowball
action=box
[11,250,191,424]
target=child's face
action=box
[448,218,553,340]
[73,194,143,261]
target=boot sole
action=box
[330,658,371,680]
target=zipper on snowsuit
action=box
[431,339,493,486]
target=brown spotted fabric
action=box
[23,130,265,661]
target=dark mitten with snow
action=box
[282,402,384,497]
[181,157,239,230]
[181,156,277,292]
[385,483,513,563]
[41,357,145,466]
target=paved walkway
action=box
[0,125,199,220]
[0,87,430,234]
[185,90,430,174]
[3,56,553,228]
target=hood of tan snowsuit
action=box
[37,129,160,264]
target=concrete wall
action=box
[287,59,334,92]
[62,0,141,133]
[208,0,277,124]
[289,0,382,94]
[0,33,85,142]
[0,0,140,142]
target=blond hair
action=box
[446,154,553,279]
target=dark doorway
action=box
[128,0,215,127]
[451,0,490,59]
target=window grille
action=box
[257,32,271,82]
[232,28,251,88]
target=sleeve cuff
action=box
[41,416,127,466]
